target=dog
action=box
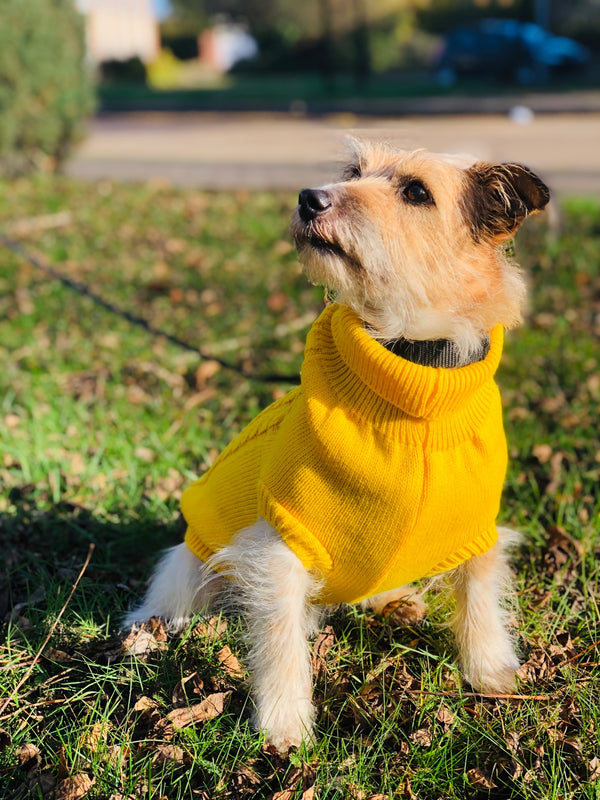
[126,142,550,752]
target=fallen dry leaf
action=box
[44,647,71,663]
[196,360,221,388]
[4,413,21,429]
[466,766,497,790]
[153,743,186,765]
[28,772,56,797]
[80,722,108,754]
[217,645,245,678]
[105,745,129,771]
[122,619,168,659]
[168,692,230,726]
[563,736,583,753]
[344,784,365,800]
[123,628,167,657]
[18,742,41,768]
[172,673,204,706]
[156,691,232,738]
[230,762,262,789]
[312,625,336,676]
[386,596,426,627]
[545,451,564,495]
[55,773,95,800]
[505,730,521,754]
[532,443,553,463]
[409,728,432,748]
[435,705,455,727]
[542,526,583,579]
[133,695,159,714]
[134,446,156,463]
[267,290,288,312]
[397,780,418,800]
[589,756,600,781]
[193,615,227,641]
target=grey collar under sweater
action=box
[383,335,491,369]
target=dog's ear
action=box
[465,162,550,243]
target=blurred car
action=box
[435,18,590,85]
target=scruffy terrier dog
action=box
[127,143,549,751]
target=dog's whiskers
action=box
[127,143,549,751]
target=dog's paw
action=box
[256,700,316,753]
[262,720,317,753]
[264,730,304,753]
[466,658,520,695]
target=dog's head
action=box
[291,142,549,355]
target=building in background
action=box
[198,22,258,73]
[77,0,160,64]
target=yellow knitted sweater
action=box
[183,304,508,604]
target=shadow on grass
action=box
[2,492,598,799]
[0,492,185,629]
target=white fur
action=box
[291,144,529,363]
[449,527,521,693]
[124,543,224,632]
[209,519,322,749]
[126,145,545,750]
[128,525,520,745]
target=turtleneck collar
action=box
[312,304,504,420]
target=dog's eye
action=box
[343,164,362,181]
[403,181,433,206]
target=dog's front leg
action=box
[210,519,321,751]
[449,529,520,693]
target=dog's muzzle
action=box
[298,188,332,223]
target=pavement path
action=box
[67,110,600,196]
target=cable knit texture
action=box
[183,304,508,604]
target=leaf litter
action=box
[0,186,599,798]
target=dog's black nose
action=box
[298,188,332,221]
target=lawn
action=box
[0,175,598,799]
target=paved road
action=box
[67,110,600,196]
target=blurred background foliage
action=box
[159,0,599,76]
[0,0,597,176]
[99,0,599,104]
[0,0,95,177]
[0,0,597,172]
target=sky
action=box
[153,0,171,19]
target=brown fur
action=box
[291,142,549,359]
[464,162,551,243]
[128,143,550,751]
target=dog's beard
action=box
[291,206,524,348]
[292,213,365,292]
[296,238,358,295]
[305,235,350,263]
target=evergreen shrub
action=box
[0,0,95,175]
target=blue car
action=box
[436,18,589,85]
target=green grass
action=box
[0,177,599,799]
